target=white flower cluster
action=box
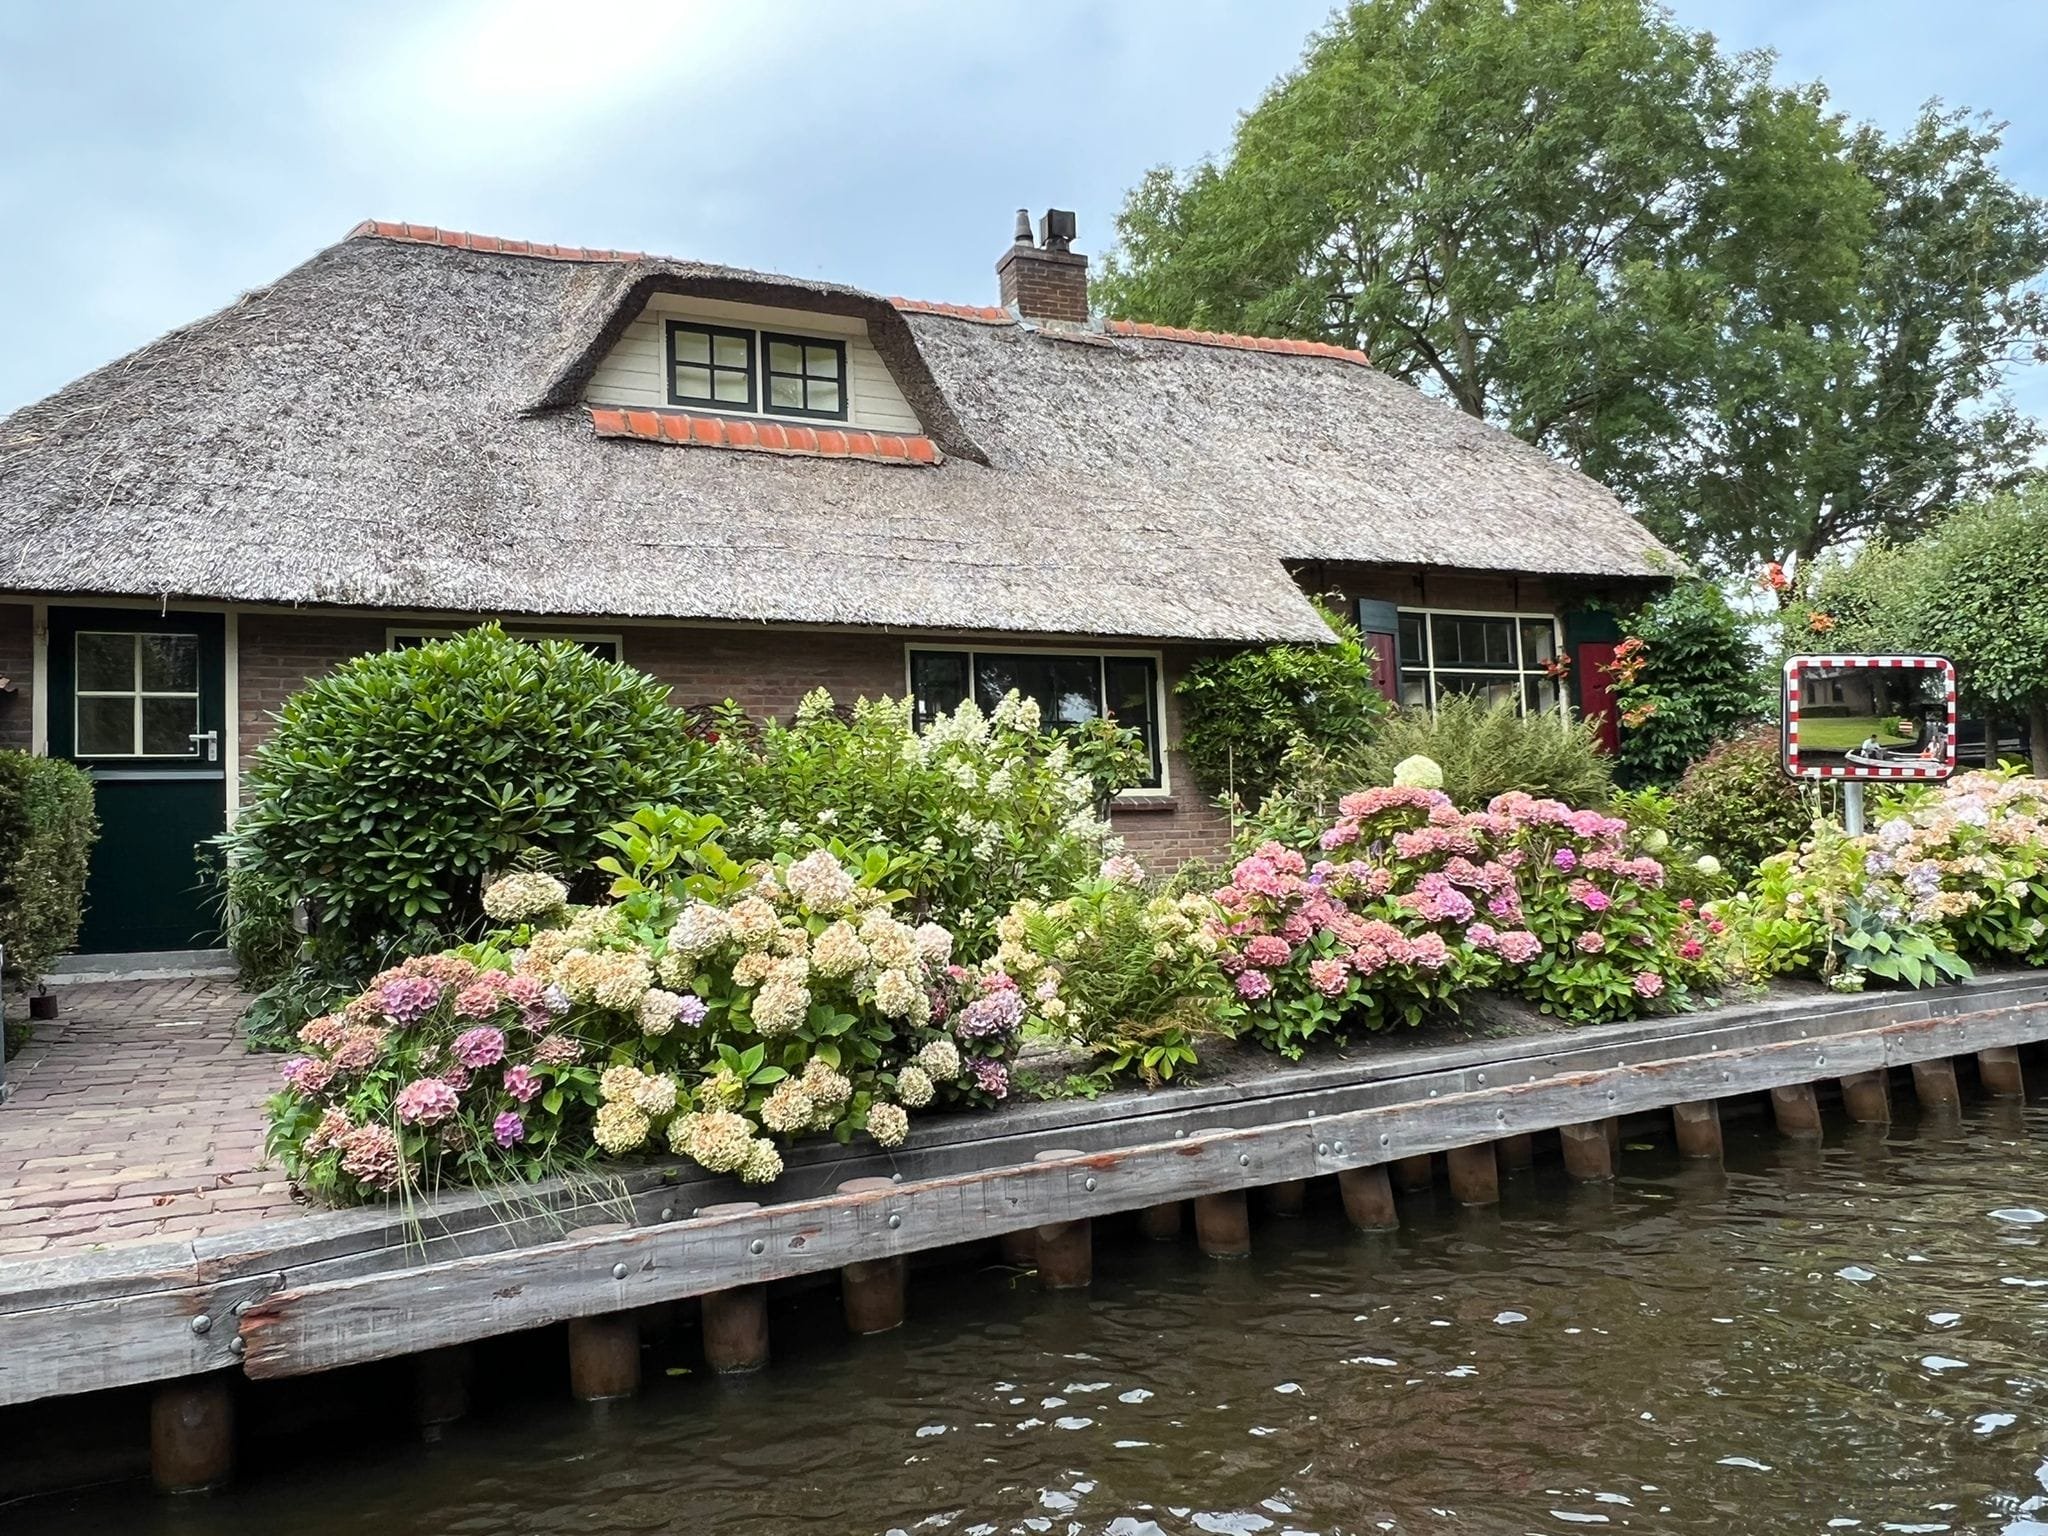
[482,869,569,924]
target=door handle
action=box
[189,730,219,763]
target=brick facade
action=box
[995,243,1089,325]
[0,603,31,753]
[229,614,1239,866]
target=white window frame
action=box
[1395,607,1568,716]
[384,627,626,664]
[71,629,203,759]
[903,643,1172,797]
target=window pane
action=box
[1104,658,1161,785]
[767,340,802,375]
[806,379,841,415]
[713,334,750,369]
[911,652,969,729]
[1436,671,1521,708]
[77,632,133,691]
[805,345,838,379]
[1524,676,1561,714]
[1046,657,1103,727]
[77,696,133,755]
[674,365,713,400]
[1520,620,1556,666]
[768,376,804,410]
[142,695,198,755]
[1397,614,1426,667]
[972,656,1025,712]
[140,633,198,692]
[674,329,710,364]
[1399,671,1432,710]
[713,371,750,404]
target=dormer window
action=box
[666,321,848,422]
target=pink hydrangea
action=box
[394,1077,460,1126]
[1576,931,1607,954]
[1405,932,1452,970]
[1569,880,1612,913]
[503,1064,542,1103]
[1493,929,1544,964]
[454,979,509,1019]
[1307,958,1349,997]
[1234,970,1275,1001]
[379,976,442,1025]
[969,1057,1011,1099]
[533,1033,582,1066]
[451,1026,507,1069]
[1633,971,1666,999]
[1398,873,1475,925]
[1679,938,1705,961]
[1242,934,1293,969]
[1552,847,1578,872]
[280,1056,335,1095]
[1465,923,1499,951]
[492,1111,526,1148]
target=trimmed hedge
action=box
[0,751,99,997]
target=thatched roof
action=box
[0,225,1676,644]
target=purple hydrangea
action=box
[451,1026,507,1069]
[492,1111,526,1148]
[675,993,709,1027]
[542,983,572,1017]
[969,1057,1011,1099]
[1552,847,1578,872]
[957,987,1025,1040]
[503,1064,542,1104]
[380,976,442,1025]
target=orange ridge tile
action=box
[1102,317,1370,366]
[587,406,940,466]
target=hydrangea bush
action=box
[1211,786,1725,1054]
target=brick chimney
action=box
[995,208,1088,325]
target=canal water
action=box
[19,1099,2048,1534]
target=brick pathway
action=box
[0,978,300,1260]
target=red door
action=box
[1576,640,1620,754]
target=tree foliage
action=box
[1094,0,2048,574]
[1606,580,1763,786]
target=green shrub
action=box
[1240,696,1612,844]
[0,752,98,983]
[1607,581,1765,786]
[221,626,703,983]
[1176,606,1385,804]
[1667,730,1815,884]
[691,690,1145,950]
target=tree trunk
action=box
[2030,697,2048,779]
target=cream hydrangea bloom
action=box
[556,948,652,1012]
[753,974,810,1036]
[638,989,685,1037]
[916,1039,962,1082]
[800,1058,853,1107]
[760,1079,815,1134]
[727,896,780,949]
[482,869,569,924]
[912,923,953,967]
[873,968,921,1019]
[896,1063,935,1108]
[668,902,731,960]
[867,1101,910,1148]
[630,1071,678,1118]
[783,849,858,914]
[731,951,774,988]
[593,1101,650,1155]
[812,921,868,979]
[598,1064,644,1104]
[682,1109,754,1174]
[739,1138,784,1185]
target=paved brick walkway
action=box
[0,978,299,1260]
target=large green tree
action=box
[1094,0,2048,575]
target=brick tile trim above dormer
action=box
[588,406,941,465]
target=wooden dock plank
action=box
[234,995,2048,1380]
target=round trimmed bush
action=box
[1667,729,1813,883]
[223,627,702,976]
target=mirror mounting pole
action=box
[1843,781,1865,837]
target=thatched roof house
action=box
[0,210,1672,952]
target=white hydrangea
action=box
[812,921,869,979]
[482,869,569,924]
[867,1102,910,1149]
[668,902,732,960]
[681,1110,754,1174]
[593,1101,650,1155]
[896,1064,935,1108]
[728,897,780,949]
[989,691,1040,733]
[784,849,858,913]
[638,989,685,1036]
[860,912,919,971]
[731,951,774,988]
[916,1039,961,1082]
[1393,754,1445,789]
[739,1138,784,1185]
[800,1058,852,1107]
[793,686,837,726]
[912,923,953,967]
[874,967,921,1018]
[631,1071,678,1118]
[760,1079,816,1134]
[753,974,811,1036]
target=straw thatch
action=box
[0,230,1676,643]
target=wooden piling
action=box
[1559,1121,1613,1182]
[1136,1201,1184,1241]
[1445,1143,1500,1206]
[698,1202,770,1372]
[1393,1153,1435,1192]
[1032,1150,1092,1289]
[1499,1132,1536,1171]
[567,1316,641,1402]
[1262,1179,1308,1217]
[1000,1228,1038,1266]
[411,1345,472,1438]
[1193,1191,1251,1258]
[1770,1082,1824,1138]
[1912,1056,1962,1109]
[838,1178,907,1334]
[1839,1070,1891,1125]
[1671,1100,1723,1161]
[150,1375,234,1493]
[1337,1165,1398,1230]
[1979,1046,2026,1098]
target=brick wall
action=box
[995,244,1089,325]
[230,615,1237,865]
[0,604,31,752]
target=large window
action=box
[666,321,848,422]
[73,631,200,757]
[908,648,1164,789]
[1394,609,1564,714]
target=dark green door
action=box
[48,608,227,953]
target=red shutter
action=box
[1366,631,1399,701]
[1576,641,1620,754]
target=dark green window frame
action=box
[665,321,757,412]
[760,331,849,421]
[908,648,1164,790]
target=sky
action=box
[1,0,2044,417]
